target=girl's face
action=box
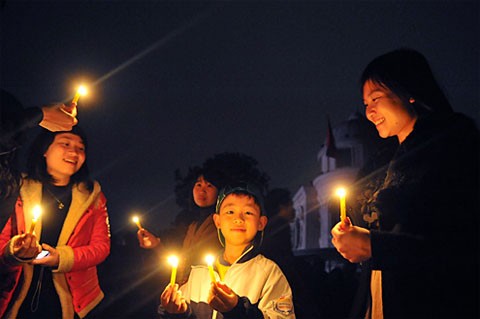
[44,133,85,186]
[213,194,267,250]
[192,175,218,208]
[363,80,417,144]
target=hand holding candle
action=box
[132,215,143,230]
[205,254,216,282]
[336,187,347,222]
[72,85,88,104]
[29,205,42,234]
[167,255,179,286]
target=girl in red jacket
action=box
[0,126,110,318]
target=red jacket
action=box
[0,179,110,318]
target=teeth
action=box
[374,118,385,126]
[64,159,76,164]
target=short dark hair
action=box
[215,183,265,215]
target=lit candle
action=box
[72,85,88,104]
[336,187,347,222]
[168,255,179,286]
[29,205,42,234]
[132,216,142,230]
[205,254,216,282]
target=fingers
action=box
[42,243,54,252]
[215,281,232,294]
[161,284,187,314]
[339,216,352,230]
[13,233,41,259]
[208,282,237,313]
[62,102,76,114]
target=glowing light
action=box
[132,215,142,230]
[205,254,216,282]
[29,205,42,234]
[336,188,347,221]
[72,85,88,104]
[168,255,179,286]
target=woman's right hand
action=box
[331,217,372,263]
[137,228,161,249]
[12,233,42,259]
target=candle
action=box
[167,255,179,286]
[132,216,142,230]
[205,254,216,282]
[29,205,42,234]
[72,85,88,104]
[336,187,347,221]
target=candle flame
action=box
[32,205,42,221]
[168,255,179,267]
[132,216,140,224]
[205,254,215,266]
[336,187,346,198]
[77,85,88,96]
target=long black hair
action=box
[360,48,453,118]
[26,126,93,190]
[1,89,26,198]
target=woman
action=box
[0,126,110,318]
[138,169,223,284]
[331,49,479,318]
[1,88,77,231]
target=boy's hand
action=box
[160,284,188,314]
[208,281,238,313]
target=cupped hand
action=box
[31,243,59,267]
[331,217,372,263]
[160,284,188,314]
[137,228,161,249]
[208,281,238,313]
[12,233,41,259]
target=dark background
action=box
[1,0,478,235]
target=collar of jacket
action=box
[219,244,260,266]
[20,178,101,245]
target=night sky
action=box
[1,1,478,235]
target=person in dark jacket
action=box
[331,48,479,319]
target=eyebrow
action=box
[57,136,85,145]
[366,89,385,97]
[221,203,259,212]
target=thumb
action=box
[339,217,352,230]
[63,103,78,117]
[42,243,55,252]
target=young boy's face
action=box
[213,193,268,249]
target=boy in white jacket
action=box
[159,184,295,319]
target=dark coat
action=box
[368,113,479,318]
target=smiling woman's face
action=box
[192,175,218,208]
[44,133,86,186]
[363,80,417,143]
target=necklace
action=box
[45,188,65,209]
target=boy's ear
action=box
[213,213,221,228]
[258,215,268,231]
